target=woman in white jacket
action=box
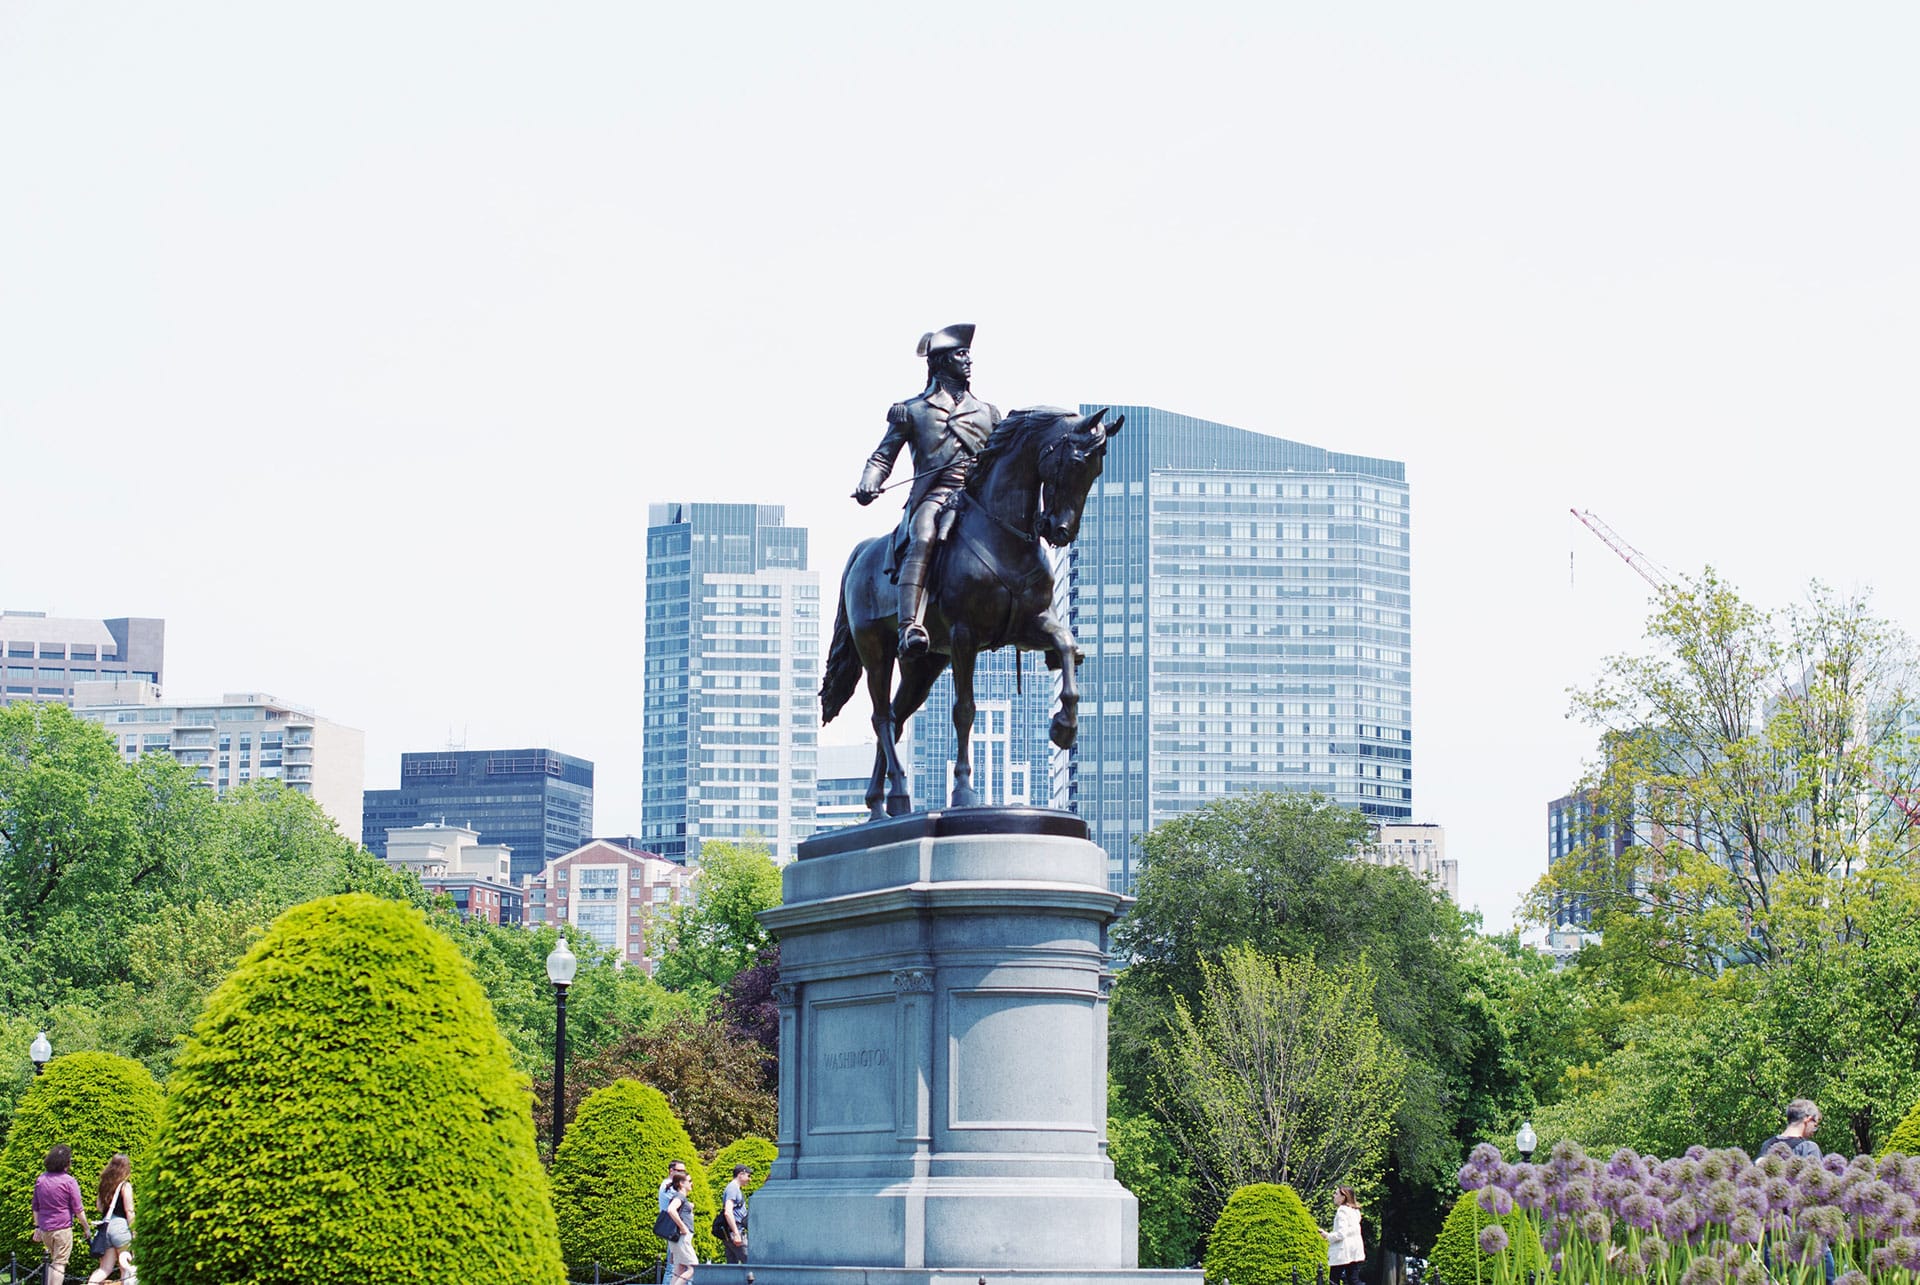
[1324,1186,1364,1285]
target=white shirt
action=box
[1326,1205,1364,1266]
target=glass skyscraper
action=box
[911,641,1062,812]
[641,502,820,863]
[1067,405,1412,892]
[361,748,594,881]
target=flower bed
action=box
[1452,1139,1920,1284]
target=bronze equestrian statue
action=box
[825,324,1122,820]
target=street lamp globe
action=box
[546,938,577,989]
[1516,1121,1538,1161]
[28,1032,51,1073]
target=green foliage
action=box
[1155,946,1404,1212]
[138,894,563,1285]
[1882,1095,1920,1156]
[1107,1087,1200,1269]
[551,1080,719,1271]
[654,841,783,996]
[0,1051,163,1274]
[1202,1183,1326,1285]
[1112,791,1475,1248]
[708,1134,776,1209]
[1429,1190,1545,1285]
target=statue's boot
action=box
[897,546,932,658]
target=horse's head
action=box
[1035,407,1123,546]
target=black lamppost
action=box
[546,938,577,1153]
[1516,1121,1537,1163]
[28,1032,49,1076]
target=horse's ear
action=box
[1106,413,1124,437]
[1083,407,1108,430]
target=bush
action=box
[138,893,563,1285]
[551,1079,721,1272]
[1203,1183,1327,1285]
[1884,1096,1920,1156]
[1429,1189,1546,1285]
[0,1051,163,1275]
[708,1133,777,1211]
[1108,1105,1200,1269]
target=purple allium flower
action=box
[1661,1196,1701,1240]
[1514,1178,1548,1212]
[1701,1151,1732,1183]
[1579,1209,1612,1243]
[1803,1168,1839,1203]
[1729,1212,1762,1245]
[1677,1256,1716,1285]
[1733,1258,1767,1285]
[1684,1145,1708,1161]
[1847,1178,1893,1218]
[1871,1246,1899,1275]
[1763,1174,1794,1213]
[1834,1271,1867,1285]
[1469,1142,1505,1171]
[1878,1154,1904,1181]
[1802,1204,1848,1247]
[1541,1224,1562,1253]
[1848,1153,1875,1175]
[1477,1225,1510,1255]
[1822,1153,1849,1177]
[1477,1186,1514,1217]
[1888,1191,1916,1227]
[1609,1147,1641,1177]
[1621,1192,1655,1230]
[1458,1162,1487,1191]
[1551,1138,1587,1169]
[1757,1153,1787,1178]
[1735,1187,1768,1221]
[1562,1179,1597,1215]
[1705,1179,1740,1223]
[1724,1147,1752,1169]
[1639,1235,1669,1265]
[1674,1158,1702,1189]
[1897,1236,1920,1273]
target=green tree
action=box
[1107,1084,1200,1269]
[1429,1190,1547,1285]
[1201,1183,1327,1285]
[1884,1095,1920,1156]
[654,841,782,996]
[549,1079,721,1271]
[1154,946,1405,1214]
[139,894,563,1285]
[537,1012,775,1154]
[0,1051,163,1275]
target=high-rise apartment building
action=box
[642,503,820,863]
[0,611,164,705]
[816,741,879,832]
[911,646,1062,812]
[1359,822,1457,901]
[1067,405,1412,892]
[73,680,365,833]
[361,749,594,881]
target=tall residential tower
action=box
[641,503,820,863]
[1066,405,1412,891]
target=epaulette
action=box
[887,403,910,427]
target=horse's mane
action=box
[969,405,1074,486]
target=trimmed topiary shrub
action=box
[551,1079,721,1272]
[139,893,563,1285]
[1203,1182,1327,1285]
[708,1133,776,1210]
[1430,1189,1547,1285]
[1884,1096,1920,1157]
[0,1051,163,1277]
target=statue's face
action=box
[941,348,972,382]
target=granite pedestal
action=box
[695,809,1197,1285]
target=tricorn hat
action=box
[916,324,975,358]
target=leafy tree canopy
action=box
[653,841,782,997]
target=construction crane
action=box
[1570,508,1672,592]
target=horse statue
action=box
[820,405,1122,821]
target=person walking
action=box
[718,1163,750,1263]
[86,1153,135,1285]
[30,1144,92,1285]
[664,1170,698,1284]
[1324,1186,1365,1285]
[1760,1099,1834,1284]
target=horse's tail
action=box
[820,554,862,725]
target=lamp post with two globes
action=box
[546,938,578,1154]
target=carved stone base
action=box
[722,809,1195,1282]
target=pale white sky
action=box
[4,4,1915,929]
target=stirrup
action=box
[900,622,930,657]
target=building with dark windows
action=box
[0,611,164,705]
[1066,405,1413,892]
[641,502,820,863]
[361,748,593,881]
[912,646,1062,813]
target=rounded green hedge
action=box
[1884,1097,1920,1157]
[1204,1183,1327,1285]
[1430,1189,1546,1285]
[708,1133,776,1211]
[139,893,563,1285]
[0,1051,163,1276]
[551,1079,721,1271]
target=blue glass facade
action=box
[1068,405,1413,892]
[361,748,594,881]
[911,644,1061,811]
[642,503,820,863]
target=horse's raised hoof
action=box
[950,785,979,808]
[1050,715,1077,751]
[887,792,912,817]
